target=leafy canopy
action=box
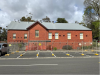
[56,18,68,23]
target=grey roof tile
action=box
[7,21,91,30]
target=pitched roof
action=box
[7,21,91,30]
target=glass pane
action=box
[13,34,16,36]
[35,30,39,37]
[80,36,83,39]
[49,33,52,35]
[68,35,71,39]
[80,33,83,36]
[67,33,71,39]
[36,30,39,33]
[48,33,52,39]
[80,33,83,39]
[24,37,27,39]
[49,35,52,39]
[55,33,58,35]
[68,33,71,35]
[24,34,27,37]
[55,35,58,39]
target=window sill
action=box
[55,39,59,40]
[80,39,83,40]
[24,39,27,40]
[68,39,71,40]
[35,36,39,38]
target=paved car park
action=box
[0,50,99,58]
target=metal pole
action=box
[37,41,38,50]
[82,41,83,54]
[74,41,75,50]
[67,41,68,50]
[96,40,97,53]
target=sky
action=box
[0,0,85,28]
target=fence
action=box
[7,41,100,52]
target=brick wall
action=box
[7,23,92,49]
[7,30,28,43]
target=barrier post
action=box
[51,46,52,51]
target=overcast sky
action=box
[0,0,85,28]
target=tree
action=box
[20,13,35,22]
[0,28,7,41]
[20,16,35,22]
[91,20,100,40]
[79,22,87,27]
[56,18,68,23]
[83,6,97,28]
[83,0,100,40]
[83,0,100,25]
[42,16,51,22]
[0,27,2,41]
[84,0,100,18]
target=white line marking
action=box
[0,64,58,66]
[38,52,39,55]
[63,52,74,57]
[78,53,91,57]
[37,52,39,58]
[31,64,58,66]
[17,52,26,58]
[51,52,53,55]
[0,65,31,66]
[51,52,56,57]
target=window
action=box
[13,34,16,39]
[80,33,83,39]
[48,33,52,39]
[24,34,27,39]
[67,33,71,39]
[55,33,58,39]
[35,30,39,37]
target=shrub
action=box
[82,46,92,49]
[62,45,73,50]
[53,47,57,50]
[18,43,23,48]
[92,42,96,47]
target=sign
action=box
[39,43,41,46]
[98,43,100,46]
[9,44,11,46]
[79,43,81,46]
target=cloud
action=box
[0,10,11,28]
[0,0,85,28]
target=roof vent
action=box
[40,20,42,23]
[18,20,20,23]
[14,19,16,22]
[52,21,54,23]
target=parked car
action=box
[0,43,9,56]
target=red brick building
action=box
[7,21,92,49]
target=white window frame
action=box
[35,30,39,37]
[24,34,27,39]
[48,33,52,39]
[67,33,71,39]
[80,33,83,39]
[55,33,58,39]
[13,34,16,39]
